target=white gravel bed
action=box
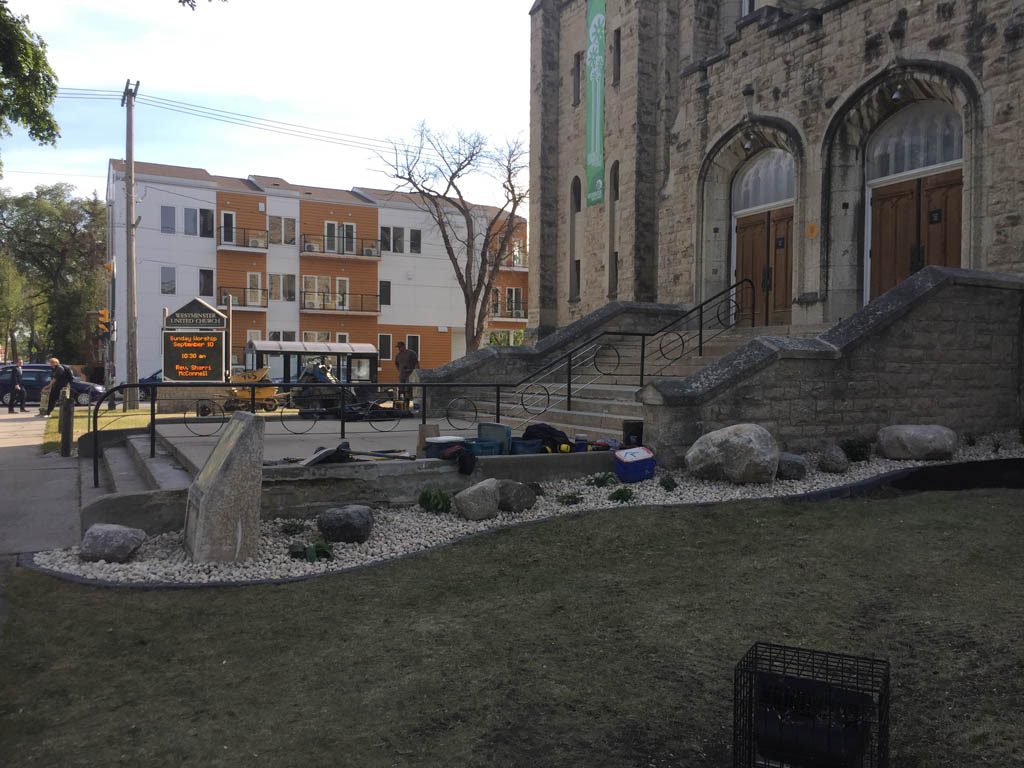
[32,431,1023,586]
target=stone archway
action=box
[820,62,983,318]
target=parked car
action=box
[0,364,107,407]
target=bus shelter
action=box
[244,340,379,384]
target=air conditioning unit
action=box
[248,238,261,248]
[362,247,379,257]
[305,242,320,253]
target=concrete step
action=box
[125,435,194,490]
[101,446,154,495]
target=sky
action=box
[1,0,532,208]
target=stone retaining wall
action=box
[639,267,1024,466]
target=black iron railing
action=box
[491,300,527,319]
[218,227,268,249]
[300,292,380,312]
[217,286,269,308]
[300,235,381,257]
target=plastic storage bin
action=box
[425,436,468,459]
[614,446,657,483]
[477,422,512,454]
[510,437,544,454]
[466,438,503,456]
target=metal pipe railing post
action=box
[638,335,647,387]
[566,351,573,412]
[249,384,256,413]
[495,385,501,423]
[699,305,704,356]
[149,386,156,457]
[93,396,100,488]
[750,284,756,328]
[340,385,346,439]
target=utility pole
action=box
[122,79,140,410]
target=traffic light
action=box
[97,308,111,337]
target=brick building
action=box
[529,0,1024,335]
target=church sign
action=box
[165,298,227,328]
[163,298,227,381]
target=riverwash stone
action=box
[497,480,537,513]
[184,411,264,563]
[317,505,374,544]
[685,424,779,484]
[453,478,501,521]
[877,425,958,461]
[79,523,147,563]
[776,453,809,481]
[818,444,851,474]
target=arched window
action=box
[570,176,582,300]
[866,101,963,182]
[571,177,582,213]
[731,149,795,213]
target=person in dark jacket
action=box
[44,357,73,416]
[7,358,27,413]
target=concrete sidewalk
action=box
[0,411,80,556]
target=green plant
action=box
[418,488,452,514]
[608,487,634,504]
[839,436,873,463]
[587,472,618,488]
[659,475,678,492]
[311,538,333,561]
[556,492,583,506]
[280,521,306,536]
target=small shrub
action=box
[418,488,452,514]
[312,538,333,561]
[659,475,678,492]
[839,436,873,463]
[587,472,617,488]
[964,433,977,447]
[280,520,306,536]
[608,487,634,503]
[556,492,583,506]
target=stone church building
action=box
[528,0,1024,335]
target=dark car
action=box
[0,364,106,407]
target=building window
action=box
[247,330,261,343]
[301,275,330,309]
[378,333,392,361]
[302,331,330,343]
[610,161,620,202]
[246,272,262,306]
[184,208,198,236]
[379,280,391,306]
[570,176,582,300]
[406,334,420,355]
[573,51,584,106]
[161,266,176,295]
[380,226,405,253]
[741,0,755,15]
[379,227,390,252]
[342,223,356,254]
[269,273,295,302]
[269,216,297,245]
[612,28,621,86]
[268,330,296,342]
[335,277,349,310]
[506,286,524,318]
[199,208,214,238]
[336,332,349,343]
[410,229,421,253]
[221,211,235,244]
[199,268,214,297]
[160,206,175,234]
[325,221,338,252]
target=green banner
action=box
[585,0,606,206]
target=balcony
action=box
[490,301,527,320]
[218,227,268,249]
[300,235,381,258]
[217,286,268,309]
[300,292,380,313]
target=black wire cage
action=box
[734,642,890,768]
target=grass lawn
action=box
[1,488,1022,767]
[41,408,157,454]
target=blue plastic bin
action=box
[466,438,503,456]
[510,437,544,454]
[477,423,512,454]
[613,446,657,483]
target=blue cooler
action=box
[614,446,657,483]
[477,423,512,454]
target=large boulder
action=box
[876,425,958,461]
[684,424,779,484]
[453,478,501,521]
[776,452,809,481]
[79,523,147,563]
[317,505,374,543]
[817,444,850,474]
[497,480,537,513]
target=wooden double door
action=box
[735,206,793,326]
[869,168,962,299]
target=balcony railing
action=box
[501,253,529,269]
[218,227,268,249]
[300,292,380,312]
[490,301,527,319]
[300,235,381,257]
[217,286,268,308]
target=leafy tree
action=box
[0,250,24,359]
[0,184,105,361]
[0,1,59,173]
[384,124,528,353]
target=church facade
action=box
[529,0,1024,334]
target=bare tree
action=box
[384,124,528,353]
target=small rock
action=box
[317,505,374,543]
[79,524,147,564]
[497,480,537,513]
[818,444,850,474]
[453,478,501,521]
[776,452,809,481]
[287,542,307,559]
[876,425,957,461]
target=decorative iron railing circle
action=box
[445,397,478,431]
[183,399,227,437]
[367,398,403,432]
[517,384,550,416]
[592,344,621,376]
[278,397,320,434]
[657,331,686,362]
[716,296,740,328]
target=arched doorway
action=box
[731,149,796,325]
[865,101,964,300]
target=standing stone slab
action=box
[184,411,264,563]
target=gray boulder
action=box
[818,444,850,474]
[453,478,501,521]
[685,424,779,484]
[497,480,537,513]
[876,425,957,461]
[79,523,147,563]
[776,452,809,481]
[317,505,374,543]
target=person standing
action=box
[43,357,73,416]
[394,341,419,383]
[7,358,27,413]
